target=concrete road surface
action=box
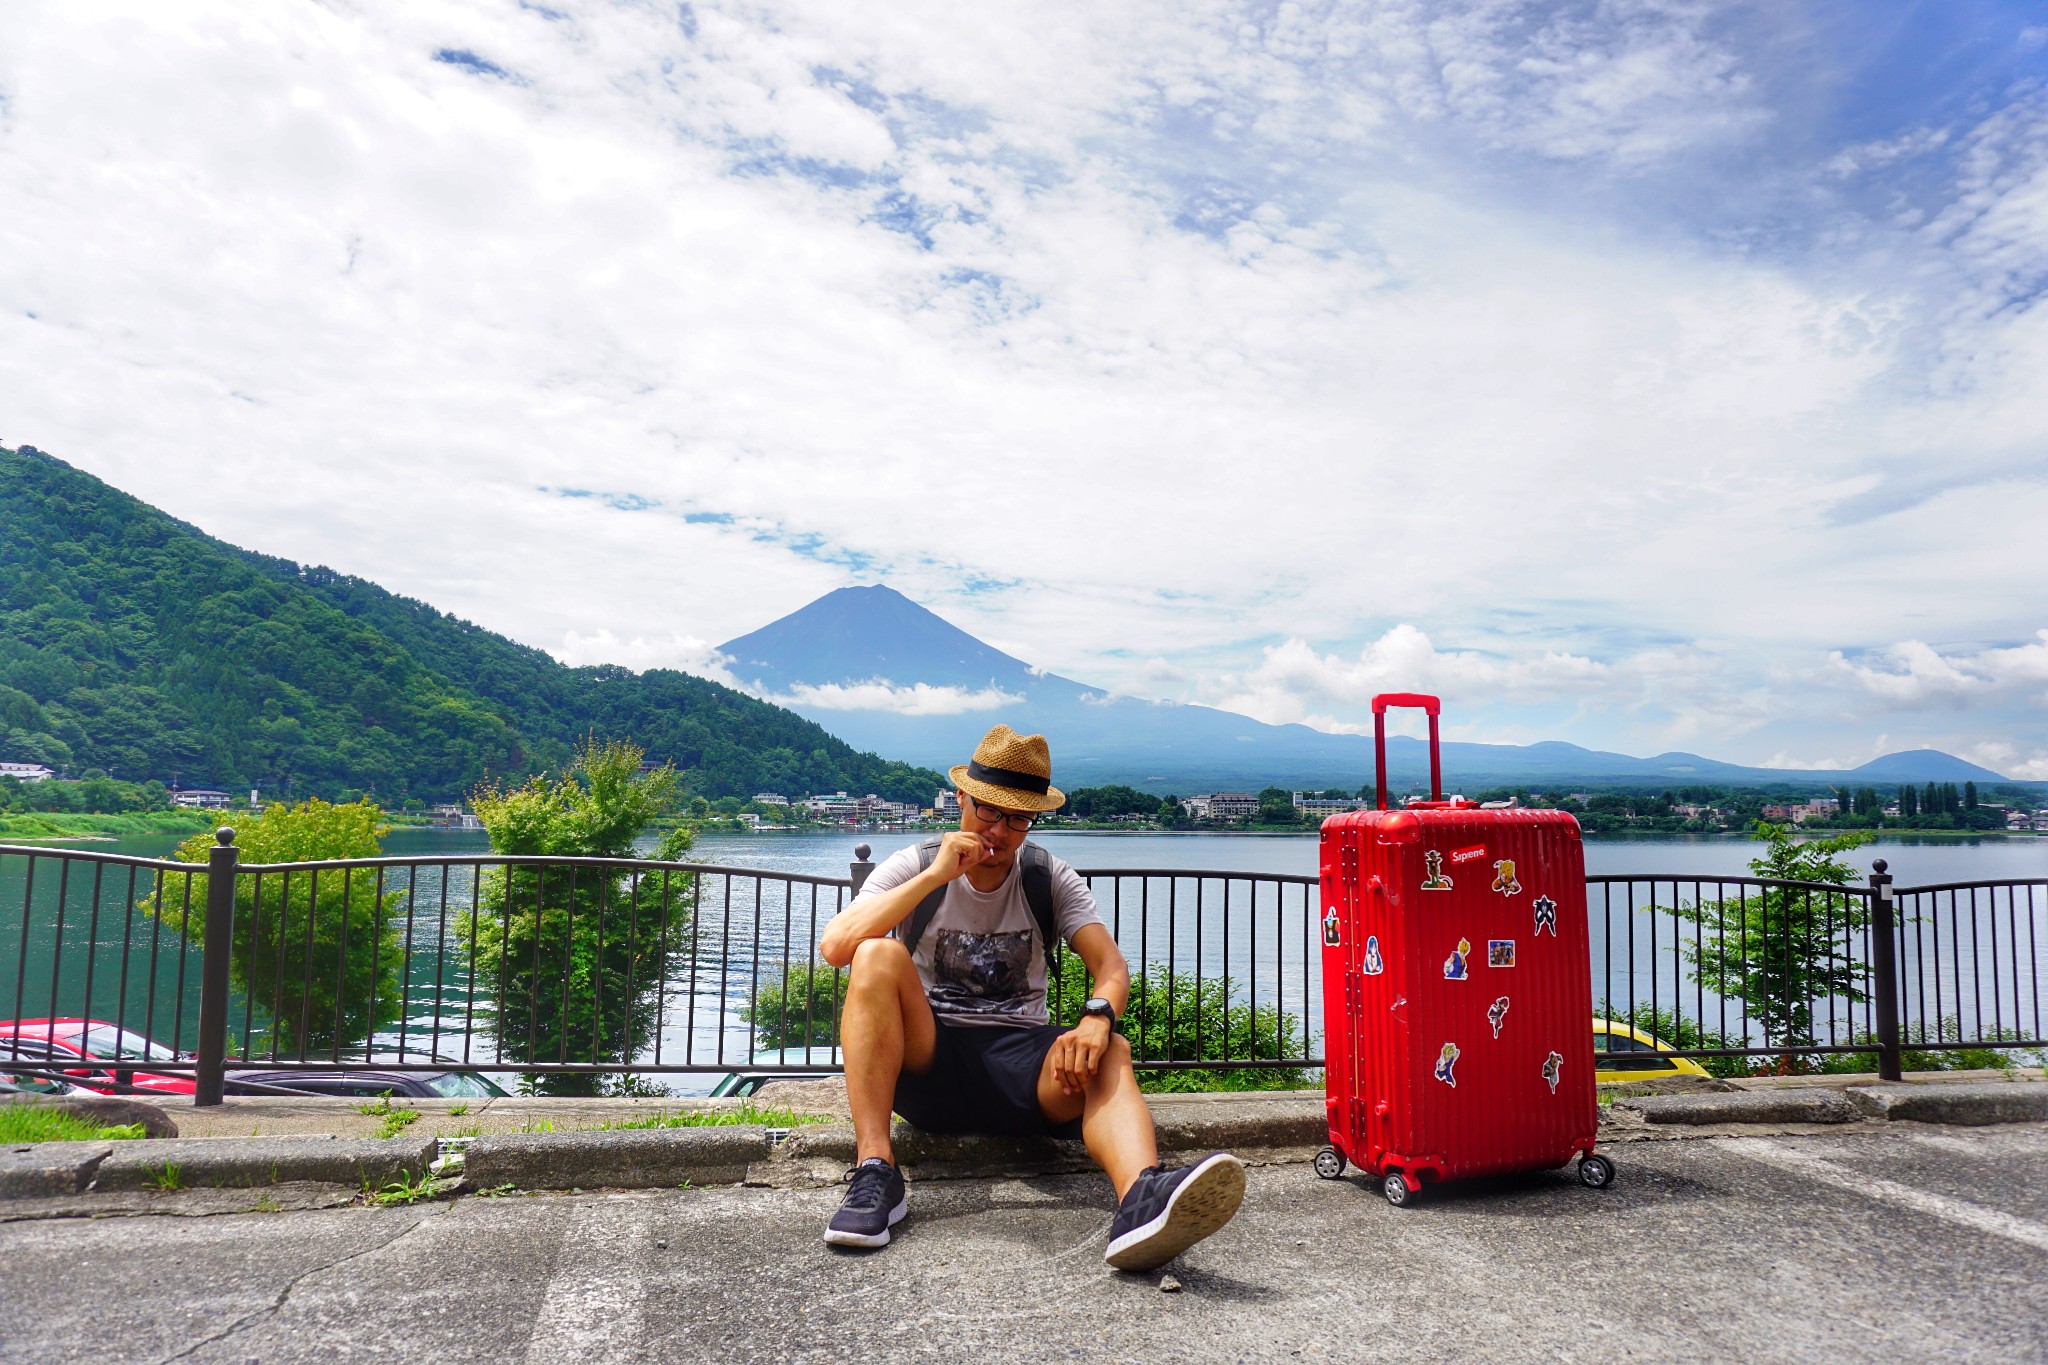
[4,1124,2045,1363]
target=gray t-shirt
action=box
[850,841,1105,1029]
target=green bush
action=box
[743,955,1314,1093]
[142,799,403,1053]
[463,739,694,1095]
[1816,1016,2044,1074]
[743,963,845,1051]
[1051,959,1312,1093]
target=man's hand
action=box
[1048,1015,1113,1096]
[926,829,997,883]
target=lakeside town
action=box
[5,756,2045,840]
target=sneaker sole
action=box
[1103,1153,1246,1271]
[822,1195,908,1249]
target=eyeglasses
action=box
[965,796,1036,832]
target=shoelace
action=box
[839,1163,895,1211]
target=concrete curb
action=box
[0,1142,114,1199]
[1846,1081,2048,1126]
[1616,1090,1862,1127]
[90,1135,437,1193]
[463,1126,770,1190]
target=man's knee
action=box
[1089,1033,1134,1085]
[847,936,912,992]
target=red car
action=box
[0,1018,195,1096]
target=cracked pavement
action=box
[4,1123,2045,1363]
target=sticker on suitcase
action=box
[1420,850,1454,890]
[1490,859,1521,896]
[1363,935,1384,975]
[1542,1050,1563,1093]
[1443,937,1471,980]
[1450,844,1488,865]
[1488,996,1510,1037]
[1434,1041,1460,1088]
[1533,895,1558,936]
[1322,905,1341,947]
[1487,939,1516,967]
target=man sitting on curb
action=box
[818,723,1246,1270]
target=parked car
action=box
[223,1067,509,1099]
[709,1045,841,1098]
[0,1069,93,1098]
[0,1018,195,1095]
[1593,1018,1713,1083]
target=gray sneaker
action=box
[823,1157,907,1249]
[1103,1152,1246,1271]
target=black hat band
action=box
[966,760,1051,795]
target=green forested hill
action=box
[0,445,943,802]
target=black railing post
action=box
[194,827,239,1106]
[849,844,874,897]
[1868,858,1902,1082]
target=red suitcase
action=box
[1313,693,1612,1204]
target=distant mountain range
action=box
[720,586,2014,793]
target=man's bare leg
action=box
[840,937,937,1166]
[1038,1034,1157,1199]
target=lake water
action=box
[5,828,2042,1093]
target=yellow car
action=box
[1593,1018,1713,1083]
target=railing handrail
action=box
[216,853,852,886]
[1076,868,1317,884]
[0,843,196,872]
[1891,878,2048,895]
[1585,873,1873,896]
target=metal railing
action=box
[4,835,2041,1103]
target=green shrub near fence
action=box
[745,954,1313,1092]
[141,799,403,1054]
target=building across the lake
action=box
[0,762,54,783]
[169,788,231,810]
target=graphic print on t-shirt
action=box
[929,928,1036,1018]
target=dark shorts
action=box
[893,1018,1081,1140]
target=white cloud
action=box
[1827,632,2048,707]
[552,630,740,680]
[0,3,2042,772]
[766,681,1023,716]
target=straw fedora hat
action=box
[950,724,1066,813]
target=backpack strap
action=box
[895,838,1062,972]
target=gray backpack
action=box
[894,836,1060,971]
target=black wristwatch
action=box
[1082,997,1118,1031]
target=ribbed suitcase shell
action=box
[1319,804,1598,1188]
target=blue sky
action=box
[2,2,2045,774]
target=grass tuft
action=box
[0,1106,147,1144]
[593,1102,817,1131]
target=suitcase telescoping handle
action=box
[1372,693,1442,811]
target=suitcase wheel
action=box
[1578,1154,1616,1189]
[1313,1148,1347,1181]
[1381,1171,1419,1208]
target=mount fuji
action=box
[716,586,2008,793]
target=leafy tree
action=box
[463,739,696,1094]
[1255,787,1299,825]
[742,963,846,1051]
[1669,822,1874,1067]
[144,800,403,1054]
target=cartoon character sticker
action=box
[1533,895,1558,937]
[1541,1050,1563,1094]
[1491,859,1521,896]
[1443,937,1471,980]
[1419,850,1454,891]
[1322,905,1342,947]
[1488,996,1510,1038]
[1434,1041,1460,1088]
[1488,939,1516,967]
[1363,934,1385,975]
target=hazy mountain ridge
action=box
[719,586,2013,791]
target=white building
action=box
[804,792,860,821]
[169,789,231,810]
[1294,792,1368,815]
[0,762,54,783]
[934,789,961,817]
[1208,792,1259,821]
[751,793,790,807]
[1179,795,1213,820]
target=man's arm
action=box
[1046,922,1130,1095]
[818,831,994,968]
